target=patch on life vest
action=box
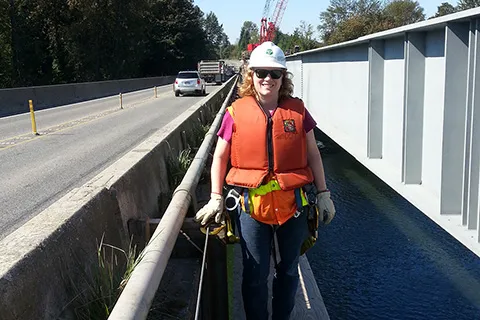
[283,119,297,133]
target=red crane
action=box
[247,0,289,52]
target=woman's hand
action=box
[316,191,335,224]
[194,193,224,225]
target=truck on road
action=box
[197,60,227,85]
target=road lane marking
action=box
[0,91,173,150]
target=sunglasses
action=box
[254,69,284,79]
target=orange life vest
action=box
[225,95,314,191]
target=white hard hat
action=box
[248,41,287,69]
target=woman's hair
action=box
[237,68,294,101]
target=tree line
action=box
[318,0,479,45]
[0,0,230,88]
[236,0,479,54]
[1,0,479,89]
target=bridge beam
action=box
[367,40,385,159]
[440,22,470,215]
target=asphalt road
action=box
[0,84,222,241]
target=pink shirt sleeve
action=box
[217,111,234,142]
[304,108,317,133]
[217,107,317,143]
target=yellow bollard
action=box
[28,100,39,136]
[119,93,123,109]
[154,86,157,98]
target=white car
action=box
[173,71,206,97]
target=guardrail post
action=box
[28,100,39,136]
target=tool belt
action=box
[199,187,241,244]
[300,183,319,255]
[223,184,319,253]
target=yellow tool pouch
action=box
[300,204,319,255]
[298,184,319,255]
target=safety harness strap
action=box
[243,189,250,214]
[294,188,303,211]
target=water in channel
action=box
[308,131,480,320]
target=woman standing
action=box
[195,41,335,320]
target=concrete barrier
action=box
[0,76,175,117]
[0,76,236,319]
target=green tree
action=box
[0,0,221,88]
[0,0,12,87]
[203,11,230,59]
[238,21,259,52]
[318,0,425,45]
[221,43,236,59]
[318,0,384,44]
[326,13,385,44]
[66,0,149,81]
[141,0,209,75]
[295,21,321,51]
[204,12,223,47]
[458,0,480,10]
[430,2,456,18]
[276,30,298,54]
[276,22,321,54]
[9,0,53,86]
[383,0,425,27]
[35,0,75,84]
[218,34,232,59]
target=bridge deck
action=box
[232,244,330,319]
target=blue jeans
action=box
[235,209,308,320]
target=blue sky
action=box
[194,0,458,43]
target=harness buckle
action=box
[225,188,242,211]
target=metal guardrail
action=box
[107,75,238,319]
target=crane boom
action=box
[262,0,274,19]
[271,0,288,29]
[246,0,289,53]
[264,0,288,43]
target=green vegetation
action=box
[66,234,140,319]
[167,147,194,192]
[317,0,424,45]
[186,119,211,155]
[1,0,230,88]
[316,0,479,46]
[430,0,479,18]
[3,0,478,89]
[166,117,210,193]
[66,118,211,318]
[235,0,480,53]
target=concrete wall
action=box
[0,76,175,117]
[286,8,480,258]
[0,77,236,319]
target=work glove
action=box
[194,193,224,225]
[316,191,335,225]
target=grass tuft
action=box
[66,234,141,320]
